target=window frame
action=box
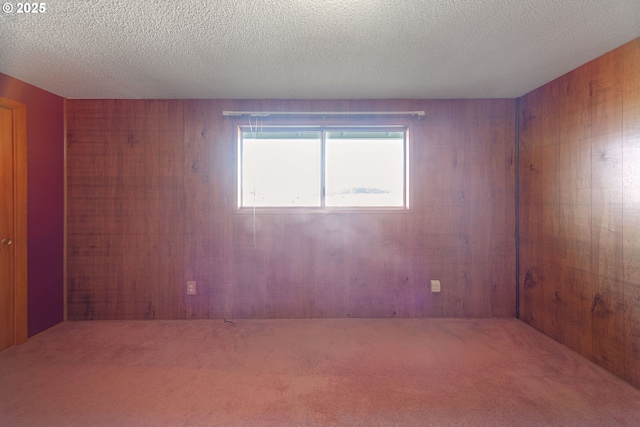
[236,124,411,213]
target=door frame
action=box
[1,97,28,345]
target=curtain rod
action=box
[222,110,425,117]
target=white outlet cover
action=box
[430,280,441,293]
[187,281,197,295]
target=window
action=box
[238,126,408,209]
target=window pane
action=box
[241,131,321,207]
[325,132,405,207]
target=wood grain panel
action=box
[67,98,516,321]
[67,100,185,320]
[518,37,640,388]
[621,38,640,388]
[590,45,625,377]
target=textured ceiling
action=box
[1,0,639,99]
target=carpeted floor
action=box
[1,318,639,427]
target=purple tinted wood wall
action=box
[67,99,516,321]
[0,73,65,337]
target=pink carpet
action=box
[1,318,639,426]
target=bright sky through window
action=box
[325,133,405,207]
[242,134,321,207]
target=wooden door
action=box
[0,97,28,351]
[0,106,15,351]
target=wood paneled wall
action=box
[518,38,640,388]
[67,99,516,320]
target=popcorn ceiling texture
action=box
[1,0,639,99]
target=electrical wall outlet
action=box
[430,280,441,293]
[187,281,197,295]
